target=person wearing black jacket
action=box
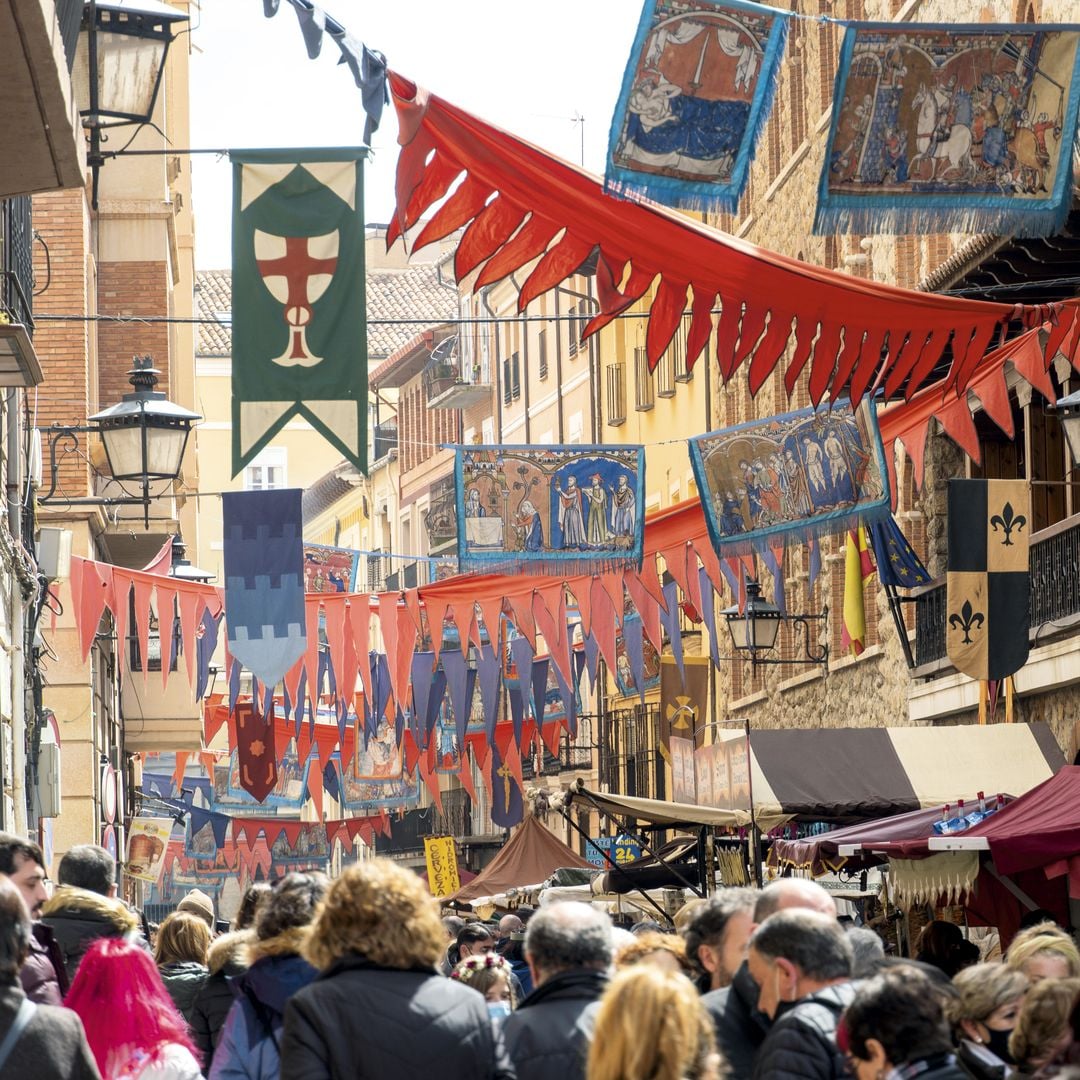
[748,909,857,1080]
[501,901,613,1080]
[280,858,512,1080]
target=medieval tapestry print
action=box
[688,399,890,555]
[455,445,645,575]
[606,0,789,210]
[815,23,1080,237]
[231,149,368,476]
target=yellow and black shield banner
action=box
[659,656,709,761]
[946,479,1030,681]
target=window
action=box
[244,446,287,490]
[538,329,549,381]
[511,352,521,400]
[503,357,512,405]
[634,347,654,411]
[482,418,495,444]
[568,303,580,356]
[675,314,695,382]
[607,361,627,427]
[657,342,676,398]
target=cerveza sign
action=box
[586,835,642,868]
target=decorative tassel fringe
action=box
[710,505,892,561]
[457,553,644,578]
[888,852,980,910]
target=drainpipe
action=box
[6,390,26,833]
[480,287,502,442]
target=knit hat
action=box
[177,888,215,928]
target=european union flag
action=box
[869,516,931,588]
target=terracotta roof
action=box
[194,259,458,361]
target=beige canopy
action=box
[565,779,752,829]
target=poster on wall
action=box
[125,818,174,884]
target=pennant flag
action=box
[410,651,437,746]
[659,580,685,682]
[507,683,526,747]
[551,661,578,737]
[425,668,447,748]
[235,699,278,802]
[622,613,647,705]
[840,527,875,657]
[230,149,367,475]
[870,515,931,589]
[698,566,721,672]
[529,658,550,726]
[689,398,891,552]
[223,489,306,689]
[442,649,476,747]
[606,0,790,212]
[456,444,645,574]
[660,655,709,761]
[816,23,1080,238]
[475,643,502,744]
[490,742,524,829]
[947,479,1030,681]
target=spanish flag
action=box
[841,527,875,656]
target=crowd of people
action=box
[3,831,1080,1079]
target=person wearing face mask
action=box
[452,953,517,1027]
[948,962,1029,1078]
[747,909,858,1080]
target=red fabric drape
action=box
[386,72,1075,404]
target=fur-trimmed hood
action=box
[249,926,309,963]
[41,885,139,933]
[208,929,254,976]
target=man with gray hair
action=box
[705,879,838,1077]
[748,909,856,1079]
[501,901,612,1080]
[0,877,100,1077]
[683,886,756,992]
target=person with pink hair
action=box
[66,937,203,1079]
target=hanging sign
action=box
[424,835,461,898]
[816,23,1080,238]
[230,148,368,476]
[606,0,790,211]
[125,817,173,885]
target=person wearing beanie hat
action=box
[177,889,215,930]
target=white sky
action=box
[190,1,633,269]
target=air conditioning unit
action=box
[376,496,389,518]
[37,528,72,582]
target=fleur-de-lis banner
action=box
[230,149,367,477]
[947,479,1030,681]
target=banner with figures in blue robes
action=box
[456,445,645,575]
[606,0,789,211]
[815,22,1080,237]
[689,399,890,556]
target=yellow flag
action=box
[424,835,461,898]
[841,527,874,656]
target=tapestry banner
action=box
[607,0,789,211]
[231,149,367,475]
[815,22,1080,237]
[946,479,1031,681]
[689,398,890,555]
[456,445,645,574]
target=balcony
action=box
[425,475,457,554]
[423,336,490,409]
[0,0,85,198]
[913,511,1080,671]
[0,195,43,386]
[372,418,398,463]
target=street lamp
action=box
[75,0,190,207]
[169,536,213,583]
[720,579,828,671]
[38,356,200,527]
[1055,389,1080,469]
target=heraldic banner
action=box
[688,398,890,556]
[456,444,645,574]
[815,22,1080,238]
[946,479,1031,682]
[660,655,709,762]
[231,149,367,476]
[606,0,789,211]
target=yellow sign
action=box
[424,835,461,898]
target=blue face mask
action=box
[487,1001,512,1023]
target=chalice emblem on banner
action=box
[254,229,339,368]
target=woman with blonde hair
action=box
[949,962,1029,1078]
[154,910,211,1026]
[278,857,511,1079]
[587,966,721,1080]
[614,931,694,977]
[1007,924,1080,984]
[1009,977,1080,1076]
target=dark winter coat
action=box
[159,960,209,1024]
[501,968,608,1080]
[20,922,68,1005]
[956,1039,1012,1080]
[0,980,101,1079]
[703,961,771,1079]
[40,885,141,983]
[191,930,254,1069]
[752,981,859,1080]
[896,1057,970,1080]
[209,928,316,1080]
[279,954,514,1080]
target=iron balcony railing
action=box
[914,511,1080,669]
[1,197,34,329]
[58,0,83,72]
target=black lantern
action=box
[1055,389,1080,470]
[76,0,190,206]
[39,356,201,527]
[722,579,782,654]
[169,535,213,583]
